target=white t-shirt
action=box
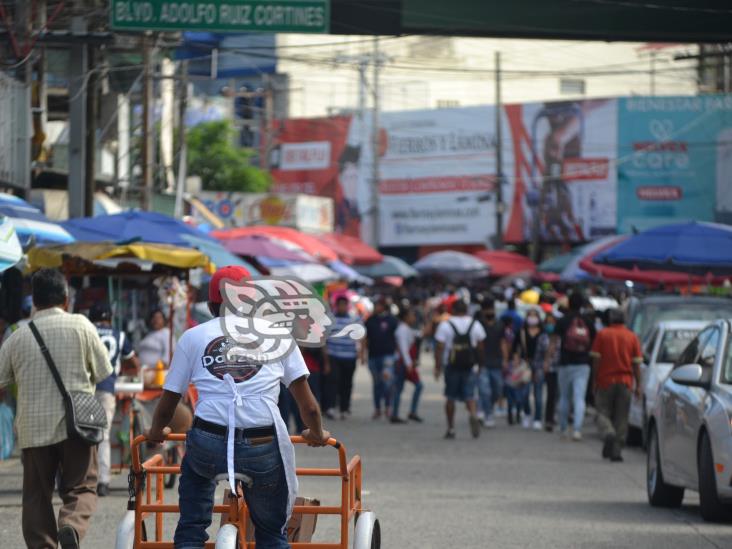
[395,322,416,368]
[164,318,309,429]
[137,327,171,368]
[435,315,486,366]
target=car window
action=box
[643,329,657,359]
[634,300,732,340]
[675,331,708,368]
[723,335,732,385]
[657,329,702,364]
[699,328,721,370]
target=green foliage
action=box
[186,120,271,193]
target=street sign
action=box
[110,0,330,33]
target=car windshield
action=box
[633,301,732,340]
[657,329,701,364]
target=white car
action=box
[628,320,707,445]
[647,319,732,522]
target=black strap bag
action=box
[29,321,107,446]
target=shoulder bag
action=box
[28,321,107,445]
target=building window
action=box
[559,78,586,95]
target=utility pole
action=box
[371,37,381,249]
[494,51,504,249]
[174,60,188,219]
[67,14,87,218]
[14,0,31,197]
[84,47,97,217]
[141,35,154,211]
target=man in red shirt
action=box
[590,308,642,462]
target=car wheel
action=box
[647,424,684,508]
[698,431,732,522]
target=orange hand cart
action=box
[116,434,380,549]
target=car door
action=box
[666,327,720,485]
[631,328,658,428]
[660,329,706,481]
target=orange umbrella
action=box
[315,233,383,265]
[211,226,338,262]
[473,250,536,277]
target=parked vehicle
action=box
[646,319,732,522]
[628,320,706,446]
[626,295,732,344]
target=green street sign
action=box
[110,0,330,33]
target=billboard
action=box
[617,95,732,232]
[378,107,502,246]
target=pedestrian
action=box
[147,265,330,548]
[137,309,171,369]
[500,297,523,334]
[511,309,544,429]
[0,268,112,549]
[326,296,362,420]
[434,299,486,439]
[475,300,506,428]
[89,302,140,497]
[535,313,560,432]
[590,308,642,462]
[549,291,596,441]
[364,298,399,420]
[393,306,424,423]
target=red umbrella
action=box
[211,226,339,262]
[315,233,383,265]
[473,250,536,277]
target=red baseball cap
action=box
[208,265,251,304]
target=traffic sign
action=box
[110,0,330,33]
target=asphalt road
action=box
[1,362,732,548]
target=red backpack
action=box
[563,316,591,354]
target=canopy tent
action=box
[211,226,339,262]
[414,251,490,279]
[314,233,383,265]
[354,255,418,279]
[473,250,535,277]
[62,211,216,247]
[28,242,211,275]
[594,222,732,276]
[0,216,23,272]
[0,192,74,246]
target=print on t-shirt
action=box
[202,336,263,382]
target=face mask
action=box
[545,324,555,334]
[526,317,540,327]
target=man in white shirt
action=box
[147,266,329,549]
[434,299,486,440]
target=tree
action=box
[186,120,271,193]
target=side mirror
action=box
[670,364,709,389]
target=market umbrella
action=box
[354,255,418,279]
[211,226,339,262]
[594,221,732,275]
[536,236,623,281]
[62,211,215,247]
[218,234,314,263]
[327,259,374,285]
[315,233,383,265]
[0,216,23,272]
[0,192,74,245]
[473,250,535,277]
[413,250,490,279]
[180,234,261,275]
[269,263,340,284]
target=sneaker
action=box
[97,483,110,497]
[602,435,614,459]
[469,416,481,439]
[483,417,496,428]
[610,454,624,463]
[521,416,532,429]
[371,410,382,420]
[572,430,583,442]
[58,525,79,549]
[494,406,508,418]
[476,410,485,421]
[532,421,542,431]
[390,417,407,424]
[444,429,456,440]
[408,413,424,423]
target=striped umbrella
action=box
[0,193,74,245]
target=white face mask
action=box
[526,317,540,327]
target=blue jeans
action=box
[557,364,591,433]
[408,375,423,416]
[175,427,289,549]
[532,369,545,422]
[368,354,396,411]
[390,363,406,419]
[506,384,530,416]
[477,368,503,418]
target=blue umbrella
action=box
[0,192,74,246]
[62,211,215,247]
[0,216,23,272]
[594,221,732,275]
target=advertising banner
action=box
[377,107,503,246]
[503,99,618,244]
[617,95,732,232]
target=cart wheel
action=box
[353,512,380,549]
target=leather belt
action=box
[192,417,275,440]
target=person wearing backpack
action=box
[434,299,486,440]
[547,291,596,441]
